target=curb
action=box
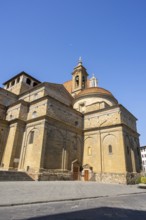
[138,184,146,189]
[0,191,146,208]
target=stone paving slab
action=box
[0,181,145,207]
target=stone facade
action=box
[0,60,141,183]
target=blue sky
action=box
[0,0,146,145]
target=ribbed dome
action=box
[76,87,113,97]
[75,87,118,104]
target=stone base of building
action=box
[95,172,127,184]
[37,170,142,184]
[0,168,142,184]
[94,172,141,184]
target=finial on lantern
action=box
[78,56,82,64]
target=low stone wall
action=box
[95,173,127,184]
[38,170,72,181]
[94,172,142,184]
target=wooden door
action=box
[84,170,89,181]
[73,166,79,180]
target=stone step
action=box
[0,171,34,181]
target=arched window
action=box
[79,103,85,113]
[88,147,92,156]
[82,76,85,88]
[108,145,112,154]
[33,82,38,87]
[75,75,79,88]
[11,80,15,86]
[26,78,31,85]
[29,131,34,144]
[17,77,20,83]
[32,111,37,118]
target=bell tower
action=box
[72,58,88,95]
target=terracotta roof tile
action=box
[63,80,72,93]
[76,87,114,97]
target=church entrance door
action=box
[73,166,79,180]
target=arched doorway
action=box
[82,164,93,181]
[84,170,89,181]
[72,160,80,180]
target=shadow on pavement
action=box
[27,206,146,220]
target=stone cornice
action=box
[84,104,120,115]
[8,118,26,126]
[0,104,6,110]
[0,119,9,125]
[18,82,73,101]
[29,95,83,117]
[83,104,137,120]
[0,87,17,98]
[119,104,137,120]
[74,92,118,104]
[84,123,139,136]
[6,99,29,109]
[26,115,83,134]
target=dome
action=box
[74,87,118,110]
[76,87,115,98]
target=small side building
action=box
[140,146,146,172]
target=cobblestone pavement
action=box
[0,181,146,206]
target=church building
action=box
[0,59,141,183]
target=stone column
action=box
[2,121,25,170]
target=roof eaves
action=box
[3,71,41,85]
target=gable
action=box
[44,82,73,106]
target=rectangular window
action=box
[79,103,85,113]
[88,147,92,156]
[29,131,34,144]
[108,145,112,154]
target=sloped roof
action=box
[63,80,72,93]
[3,71,41,85]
